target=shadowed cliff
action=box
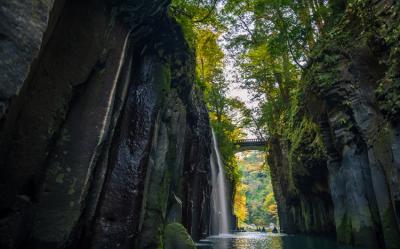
[0,0,211,248]
[268,1,400,249]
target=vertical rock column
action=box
[305,1,400,248]
[0,0,212,248]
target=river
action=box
[199,232,359,249]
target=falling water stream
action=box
[211,130,230,234]
[204,130,360,249]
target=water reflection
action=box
[207,232,357,249]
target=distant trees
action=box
[235,151,277,227]
[221,0,331,139]
[234,181,248,224]
[264,192,278,221]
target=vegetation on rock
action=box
[163,223,196,249]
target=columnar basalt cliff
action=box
[0,0,211,248]
[304,1,400,248]
[267,2,400,248]
[3,0,400,249]
[268,119,335,236]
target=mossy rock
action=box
[163,223,196,249]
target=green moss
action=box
[381,208,400,249]
[155,63,172,99]
[374,6,400,120]
[376,77,400,121]
[336,214,353,244]
[286,112,327,178]
[163,223,196,249]
[304,0,400,123]
[55,173,64,184]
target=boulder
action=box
[164,223,196,249]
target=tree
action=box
[264,192,278,221]
[234,182,249,225]
[171,0,245,183]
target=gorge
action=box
[1,1,400,249]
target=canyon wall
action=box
[304,1,400,248]
[0,0,211,248]
[269,1,400,249]
[268,118,335,236]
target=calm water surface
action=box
[206,232,358,249]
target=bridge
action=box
[234,138,268,152]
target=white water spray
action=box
[211,130,230,234]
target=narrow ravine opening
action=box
[234,150,278,232]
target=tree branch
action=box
[193,0,218,23]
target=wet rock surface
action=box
[304,1,400,248]
[0,0,211,248]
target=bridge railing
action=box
[234,138,268,144]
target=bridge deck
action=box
[234,139,268,150]
[235,138,267,144]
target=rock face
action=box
[268,119,335,236]
[0,0,63,121]
[0,0,211,248]
[304,1,400,248]
[267,2,400,248]
[164,223,196,249]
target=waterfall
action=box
[211,130,231,234]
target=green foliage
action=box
[211,115,242,182]
[235,151,277,227]
[170,0,246,183]
[263,192,278,220]
[170,0,223,48]
[221,0,328,139]
[373,3,400,122]
[234,179,248,225]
